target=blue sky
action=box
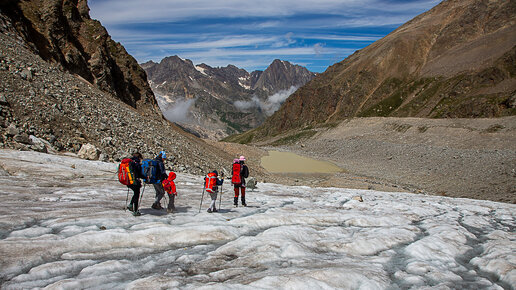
[89,0,441,73]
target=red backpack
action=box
[118,158,135,185]
[205,172,217,193]
[232,162,242,184]
[162,172,177,194]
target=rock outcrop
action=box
[0,0,232,174]
[0,0,156,113]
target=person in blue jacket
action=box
[152,151,168,210]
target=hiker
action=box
[127,152,144,216]
[232,156,249,207]
[204,170,224,213]
[162,171,177,213]
[151,151,168,210]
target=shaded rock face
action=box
[143,57,315,139]
[0,0,156,113]
[0,1,233,175]
[249,0,516,140]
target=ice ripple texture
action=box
[0,149,514,289]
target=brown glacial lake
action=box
[261,150,342,173]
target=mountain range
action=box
[231,0,516,143]
[142,57,315,139]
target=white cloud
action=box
[150,36,280,50]
[234,86,299,116]
[90,0,441,26]
[156,95,196,123]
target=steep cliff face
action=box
[0,0,156,113]
[0,0,232,173]
[249,0,516,140]
[143,56,315,139]
[252,59,315,95]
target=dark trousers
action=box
[128,184,141,210]
[167,193,176,210]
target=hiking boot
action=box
[207,208,212,213]
[151,203,162,210]
[132,210,141,216]
[127,203,134,212]
[167,208,173,214]
[242,203,247,207]
[213,208,218,212]
[234,203,238,207]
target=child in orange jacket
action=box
[162,172,177,213]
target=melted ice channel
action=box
[0,149,514,289]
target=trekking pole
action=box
[139,183,146,210]
[125,188,129,211]
[199,186,205,213]
[219,182,223,211]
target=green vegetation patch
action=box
[395,78,443,116]
[484,124,505,133]
[217,111,253,133]
[222,128,257,144]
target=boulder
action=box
[78,143,100,160]
[14,132,31,144]
[247,177,257,191]
[6,124,19,136]
[29,135,56,154]
[352,196,364,202]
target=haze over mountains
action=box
[142,57,315,139]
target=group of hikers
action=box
[117,151,249,216]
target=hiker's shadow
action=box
[140,208,168,216]
[140,206,192,216]
[216,208,235,213]
[173,206,191,213]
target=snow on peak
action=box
[195,65,207,76]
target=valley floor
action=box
[215,116,516,204]
[0,149,514,289]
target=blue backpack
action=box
[141,159,160,184]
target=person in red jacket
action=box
[233,156,249,207]
[205,170,224,213]
[162,172,177,213]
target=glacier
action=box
[0,149,514,289]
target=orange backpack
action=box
[118,158,135,185]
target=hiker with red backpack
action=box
[151,151,168,210]
[204,170,224,213]
[162,171,177,213]
[232,156,249,207]
[118,152,145,216]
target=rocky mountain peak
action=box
[143,57,315,139]
[239,0,516,142]
[0,0,157,113]
[252,59,316,94]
